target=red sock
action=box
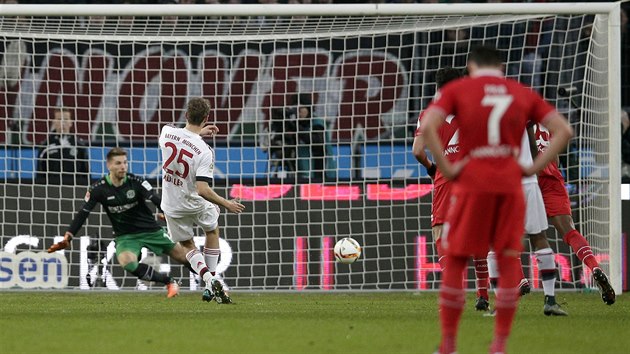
[492,254,521,353]
[439,255,467,354]
[436,238,446,270]
[473,258,489,299]
[563,229,600,271]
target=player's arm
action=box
[412,133,437,178]
[47,187,99,253]
[137,177,164,219]
[523,113,573,176]
[195,178,245,214]
[526,124,538,160]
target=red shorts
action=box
[431,183,452,227]
[442,188,525,258]
[538,176,572,217]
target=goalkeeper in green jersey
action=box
[48,148,192,298]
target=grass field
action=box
[0,291,627,354]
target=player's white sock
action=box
[487,251,498,293]
[203,247,221,276]
[535,248,556,297]
[185,249,212,284]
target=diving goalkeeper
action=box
[47,147,193,298]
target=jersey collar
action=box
[471,68,504,78]
[105,174,127,186]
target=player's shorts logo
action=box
[126,190,135,199]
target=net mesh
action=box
[0,11,613,291]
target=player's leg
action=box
[473,257,490,311]
[437,189,492,353]
[489,192,526,354]
[165,213,215,299]
[167,243,198,275]
[540,177,615,305]
[432,225,446,270]
[490,249,522,353]
[196,203,232,304]
[115,235,174,292]
[550,215,615,305]
[524,182,566,315]
[488,252,529,297]
[140,229,185,298]
[202,227,231,304]
[529,233,566,316]
[438,255,468,354]
[431,183,449,271]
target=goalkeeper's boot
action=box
[518,278,531,296]
[475,296,490,311]
[166,279,180,298]
[593,268,615,305]
[543,296,568,316]
[211,278,233,304]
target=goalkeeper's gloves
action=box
[426,162,437,179]
[47,232,73,253]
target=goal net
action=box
[0,4,621,293]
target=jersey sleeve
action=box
[66,184,101,235]
[428,84,457,118]
[195,149,214,183]
[136,176,162,211]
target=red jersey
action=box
[427,69,557,193]
[533,123,565,181]
[416,111,461,187]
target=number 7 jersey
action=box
[427,69,557,193]
[159,124,215,216]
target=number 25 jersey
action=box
[159,125,215,216]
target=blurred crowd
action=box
[2,0,629,182]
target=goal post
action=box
[0,3,622,293]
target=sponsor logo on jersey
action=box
[126,190,135,199]
[443,128,460,156]
[108,201,138,214]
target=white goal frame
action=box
[0,2,622,294]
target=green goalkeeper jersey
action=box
[67,173,162,237]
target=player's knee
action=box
[551,215,575,235]
[529,232,550,250]
[117,251,138,269]
[205,227,219,239]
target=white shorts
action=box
[165,203,220,242]
[522,182,548,235]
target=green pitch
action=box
[0,291,627,354]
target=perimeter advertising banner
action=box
[0,184,627,290]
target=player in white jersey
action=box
[487,127,567,316]
[159,97,245,304]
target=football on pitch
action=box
[334,237,362,264]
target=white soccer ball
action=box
[334,237,362,264]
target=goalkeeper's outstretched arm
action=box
[47,188,99,253]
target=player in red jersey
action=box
[412,67,492,312]
[534,124,616,305]
[421,46,572,354]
